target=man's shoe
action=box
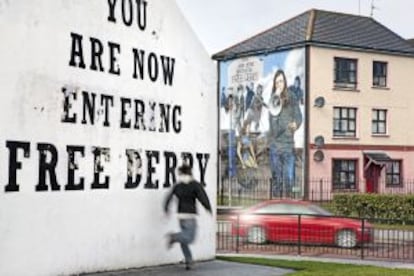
[185,261,192,270]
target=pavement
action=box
[82,253,414,275]
[82,258,294,276]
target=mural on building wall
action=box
[220,48,305,196]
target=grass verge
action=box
[217,256,414,275]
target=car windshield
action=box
[253,202,332,216]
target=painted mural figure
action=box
[164,164,212,270]
[289,76,304,105]
[268,69,302,197]
[236,125,259,189]
[237,125,258,170]
[226,93,238,177]
[235,84,245,133]
[245,83,266,132]
[245,82,255,111]
[220,86,227,108]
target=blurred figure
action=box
[164,164,212,270]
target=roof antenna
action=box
[370,0,378,17]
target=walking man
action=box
[164,164,212,270]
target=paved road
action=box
[82,260,294,276]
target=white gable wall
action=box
[0,1,217,275]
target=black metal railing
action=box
[216,213,414,262]
[217,177,414,207]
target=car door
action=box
[254,203,298,242]
[293,205,335,245]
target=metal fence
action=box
[218,177,414,207]
[308,178,414,202]
[217,213,414,263]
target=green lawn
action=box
[217,256,414,275]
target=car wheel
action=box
[247,226,267,244]
[336,229,357,248]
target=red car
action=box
[230,199,373,248]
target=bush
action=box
[332,194,414,222]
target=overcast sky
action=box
[175,0,414,55]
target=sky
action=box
[175,0,414,55]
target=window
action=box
[255,204,293,214]
[373,61,387,87]
[254,204,331,215]
[334,57,357,89]
[386,161,401,186]
[372,109,387,135]
[333,107,357,137]
[332,159,357,190]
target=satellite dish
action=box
[313,150,324,162]
[314,135,325,148]
[314,96,325,107]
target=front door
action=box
[365,164,382,193]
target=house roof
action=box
[212,9,414,60]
